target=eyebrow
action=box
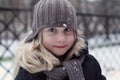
[45,27,73,30]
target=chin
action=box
[55,53,65,56]
[53,52,66,57]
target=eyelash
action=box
[48,28,56,32]
[64,28,72,32]
[48,28,73,33]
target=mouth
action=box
[54,46,66,48]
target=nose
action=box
[56,33,66,43]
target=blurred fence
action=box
[0,8,120,80]
[0,8,32,80]
[77,13,120,76]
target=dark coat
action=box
[15,54,106,80]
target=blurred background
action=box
[0,0,120,80]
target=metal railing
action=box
[0,8,32,80]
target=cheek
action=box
[67,36,75,46]
[42,35,53,48]
[71,35,75,42]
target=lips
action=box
[54,46,66,48]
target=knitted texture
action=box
[44,66,67,80]
[63,56,85,80]
[44,56,85,80]
[25,0,77,42]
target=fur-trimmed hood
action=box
[15,30,88,74]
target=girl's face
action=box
[41,27,75,56]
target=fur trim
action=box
[16,39,60,73]
[66,30,87,59]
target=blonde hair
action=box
[13,32,60,79]
[13,30,86,79]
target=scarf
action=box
[44,55,85,80]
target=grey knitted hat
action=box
[25,0,77,42]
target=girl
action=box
[14,0,106,80]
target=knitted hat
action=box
[25,0,77,42]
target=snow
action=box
[88,33,120,48]
[0,61,14,80]
[106,70,120,80]
[0,34,120,80]
[89,45,120,78]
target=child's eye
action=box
[48,28,56,32]
[64,27,73,32]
